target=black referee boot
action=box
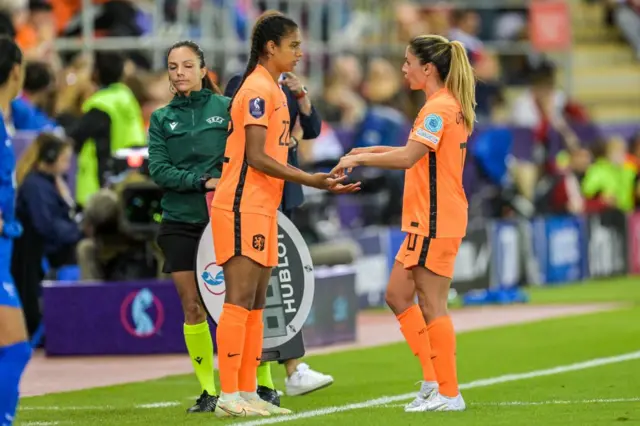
[257,385,281,407]
[187,390,219,413]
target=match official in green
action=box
[148,40,228,413]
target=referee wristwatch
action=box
[295,86,308,100]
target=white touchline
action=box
[236,350,640,426]
[135,402,181,409]
[384,397,640,408]
[21,406,111,411]
[22,422,60,425]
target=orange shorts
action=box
[210,207,278,267]
[395,234,462,279]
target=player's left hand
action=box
[281,73,304,96]
[330,155,361,177]
[328,182,361,194]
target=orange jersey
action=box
[402,88,469,238]
[212,65,290,217]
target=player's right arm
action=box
[347,146,399,155]
[245,125,345,189]
[241,90,356,192]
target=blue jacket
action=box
[0,111,23,280]
[224,75,322,212]
[16,171,82,256]
[353,105,409,149]
[11,97,57,132]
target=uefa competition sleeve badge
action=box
[196,212,315,350]
[424,113,443,133]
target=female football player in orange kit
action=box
[332,34,476,412]
[210,11,359,418]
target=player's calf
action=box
[0,340,32,426]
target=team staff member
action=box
[332,34,476,412]
[148,40,227,414]
[68,52,146,208]
[224,71,333,404]
[0,36,31,426]
[211,11,359,418]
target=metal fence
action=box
[53,0,567,92]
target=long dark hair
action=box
[0,35,22,87]
[227,11,298,112]
[16,133,70,186]
[166,40,222,95]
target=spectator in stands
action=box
[395,2,430,41]
[448,10,503,122]
[449,9,483,63]
[11,133,81,338]
[15,0,57,63]
[626,132,640,208]
[315,54,366,129]
[0,9,15,37]
[53,53,96,127]
[538,148,592,215]
[352,57,409,224]
[628,131,640,168]
[11,60,57,132]
[60,0,150,68]
[581,136,637,212]
[608,0,640,60]
[510,61,586,201]
[0,0,26,38]
[66,51,146,209]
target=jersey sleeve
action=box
[241,88,274,128]
[408,105,446,151]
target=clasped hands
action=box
[309,148,368,194]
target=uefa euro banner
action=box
[196,211,315,361]
[586,209,628,278]
[532,215,588,284]
[490,220,523,289]
[451,226,491,293]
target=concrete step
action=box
[574,85,640,103]
[571,43,636,67]
[500,88,640,124]
[570,0,605,24]
[559,65,640,91]
[572,26,621,43]
[587,101,640,123]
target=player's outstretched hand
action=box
[330,155,361,177]
[328,182,361,194]
[307,173,348,190]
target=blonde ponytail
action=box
[445,41,477,134]
[15,138,41,187]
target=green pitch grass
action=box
[17,277,640,426]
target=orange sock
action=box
[427,315,458,397]
[396,304,437,383]
[239,309,264,392]
[216,303,249,394]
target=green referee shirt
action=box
[148,89,230,224]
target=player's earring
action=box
[169,82,176,94]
